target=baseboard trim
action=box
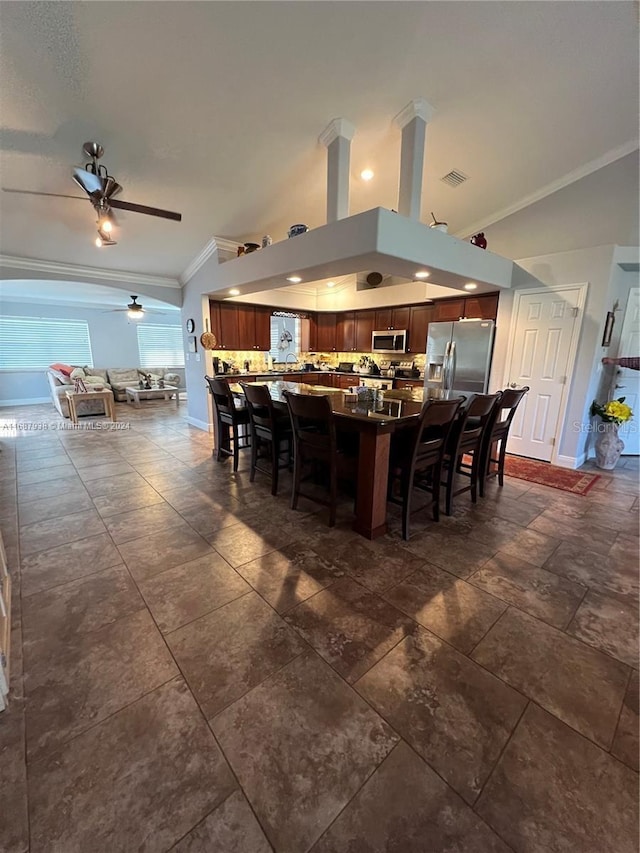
[555,452,587,470]
[0,397,52,407]
[184,415,212,432]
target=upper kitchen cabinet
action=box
[391,306,410,330]
[463,293,499,320]
[355,310,376,352]
[237,305,271,350]
[434,299,465,322]
[337,312,356,352]
[375,307,410,330]
[316,312,338,351]
[218,302,241,350]
[406,304,433,354]
[209,301,222,349]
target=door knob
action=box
[509,382,517,388]
[615,384,627,389]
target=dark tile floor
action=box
[0,402,638,853]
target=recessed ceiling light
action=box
[286,276,302,284]
[464,282,478,290]
[229,288,240,296]
[326,281,336,288]
[360,169,374,181]
[414,270,430,279]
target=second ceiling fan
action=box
[3,141,182,247]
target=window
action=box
[0,316,93,370]
[137,324,185,368]
[270,316,300,362]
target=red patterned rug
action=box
[503,455,600,495]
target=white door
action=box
[505,285,585,461]
[616,287,640,455]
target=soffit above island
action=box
[207,208,522,303]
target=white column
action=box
[318,117,356,223]
[393,99,435,220]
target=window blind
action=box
[0,316,94,370]
[137,324,185,368]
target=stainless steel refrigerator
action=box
[424,319,495,393]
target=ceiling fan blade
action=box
[2,188,85,200]
[109,198,182,222]
[72,167,103,196]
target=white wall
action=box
[482,152,638,261]
[0,300,182,404]
[181,253,221,430]
[489,245,618,465]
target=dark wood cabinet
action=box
[307,315,318,351]
[463,294,499,320]
[316,312,337,351]
[391,306,410,330]
[374,309,393,330]
[338,312,356,351]
[434,299,465,322]
[407,304,433,354]
[218,302,240,350]
[355,310,376,352]
[335,373,356,388]
[374,307,410,330]
[237,305,271,352]
[393,378,423,390]
[209,301,222,349]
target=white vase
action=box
[594,421,624,470]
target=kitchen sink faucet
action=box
[285,352,299,371]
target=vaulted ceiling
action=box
[1,1,637,279]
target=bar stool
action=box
[283,391,343,526]
[479,386,530,496]
[242,383,292,495]
[205,376,251,472]
[442,393,502,515]
[388,397,464,540]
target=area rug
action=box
[503,454,600,495]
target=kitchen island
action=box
[231,380,466,539]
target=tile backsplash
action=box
[212,350,425,375]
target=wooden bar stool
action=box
[242,383,292,495]
[388,397,464,540]
[205,376,251,472]
[479,386,530,495]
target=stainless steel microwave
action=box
[371,329,407,354]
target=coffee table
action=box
[125,385,180,408]
[65,389,116,425]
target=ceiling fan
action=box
[104,295,165,320]
[2,141,182,247]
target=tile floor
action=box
[0,401,638,853]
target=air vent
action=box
[441,169,468,188]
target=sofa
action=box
[47,366,182,418]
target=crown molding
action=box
[180,237,219,285]
[393,98,436,130]
[458,139,640,239]
[318,117,356,148]
[0,254,179,289]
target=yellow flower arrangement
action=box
[590,396,633,425]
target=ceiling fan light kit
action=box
[3,141,183,247]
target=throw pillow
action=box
[70,367,86,379]
[50,362,73,376]
[50,369,72,385]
